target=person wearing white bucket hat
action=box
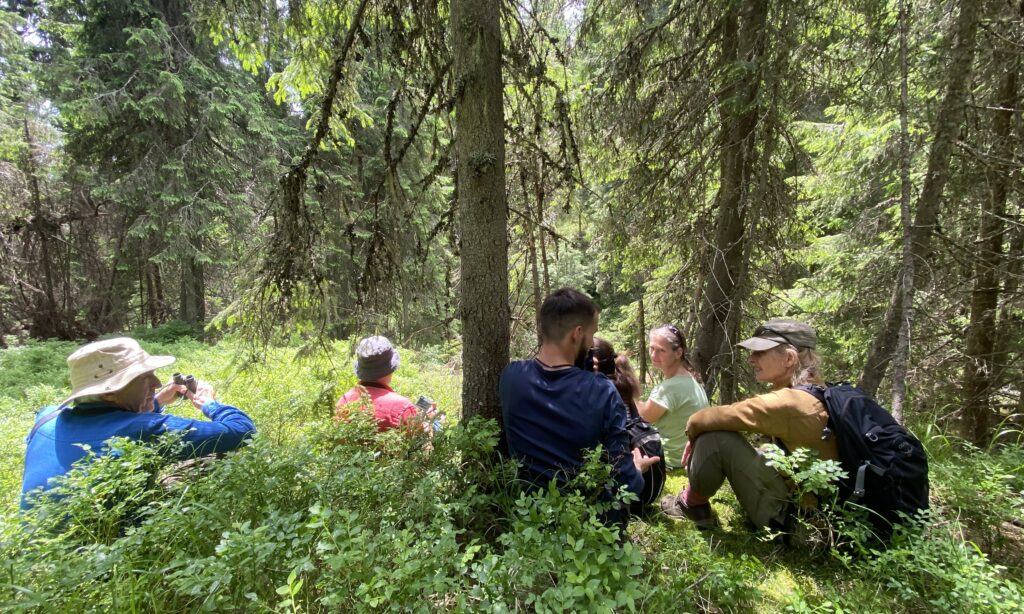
[21,337,256,508]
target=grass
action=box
[0,336,1021,612]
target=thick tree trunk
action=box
[693,0,767,400]
[452,0,509,422]
[859,0,981,396]
[993,212,1023,393]
[961,23,1019,445]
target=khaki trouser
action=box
[687,431,790,528]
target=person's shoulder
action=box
[577,368,611,387]
[745,387,816,413]
[667,374,705,397]
[500,359,536,382]
[384,390,416,406]
[780,386,827,410]
[337,386,362,405]
[578,370,619,402]
[502,359,534,373]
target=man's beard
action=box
[572,341,591,370]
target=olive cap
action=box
[736,318,816,351]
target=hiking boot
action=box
[659,494,719,530]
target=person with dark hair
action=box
[590,337,641,413]
[637,324,709,471]
[660,319,836,532]
[591,337,667,515]
[500,288,660,525]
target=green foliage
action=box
[926,434,1024,553]
[762,444,847,502]
[2,339,1021,612]
[855,519,1024,613]
[131,320,204,343]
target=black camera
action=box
[415,395,434,415]
[172,372,198,395]
[586,349,616,377]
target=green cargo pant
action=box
[687,431,790,528]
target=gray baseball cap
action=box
[736,318,816,351]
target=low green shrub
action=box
[131,320,204,343]
[2,413,653,612]
[2,339,1023,612]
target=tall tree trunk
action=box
[890,0,914,423]
[993,210,1023,390]
[961,17,1019,444]
[22,117,61,338]
[538,203,550,296]
[527,215,542,344]
[693,0,768,400]
[531,91,546,327]
[859,0,981,396]
[452,0,509,422]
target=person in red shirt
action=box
[335,336,425,433]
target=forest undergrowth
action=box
[0,333,1022,612]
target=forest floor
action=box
[1,334,1022,612]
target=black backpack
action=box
[624,405,666,516]
[797,383,929,535]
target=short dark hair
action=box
[538,288,598,342]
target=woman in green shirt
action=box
[638,324,709,469]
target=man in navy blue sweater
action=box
[500,288,659,524]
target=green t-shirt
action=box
[648,375,709,469]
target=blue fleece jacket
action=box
[21,399,256,508]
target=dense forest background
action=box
[1,0,1022,446]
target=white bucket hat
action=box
[61,337,175,407]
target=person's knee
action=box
[688,431,741,492]
[692,431,749,459]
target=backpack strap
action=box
[794,384,837,442]
[853,463,888,500]
[794,383,825,403]
[625,398,641,422]
[27,405,68,441]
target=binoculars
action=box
[172,372,198,395]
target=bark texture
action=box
[453,0,510,421]
[961,3,1020,444]
[693,0,768,400]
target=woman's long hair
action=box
[592,337,641,416]
[779,346,825,387]
[650,324,702,383]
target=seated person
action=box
[660,319,837,531]
[590,337,642,417]
[637,324,709,471]
[500,288,659,525]
[335,336,430,433]
[21,337,256,508]
[591,337,667,515]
